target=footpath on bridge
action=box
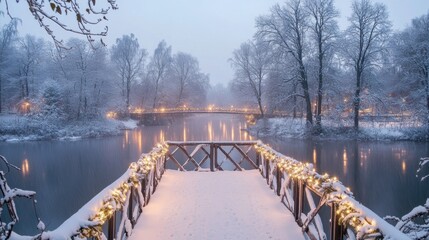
[129,170,304,240]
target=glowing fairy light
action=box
[79,142,169,239]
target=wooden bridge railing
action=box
[26,141,408,240]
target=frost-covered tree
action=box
[266,56,301,116]
[16,35,46,99]
[60,39,108,119]
[305,0,339,129]
[230,40,271,117]
[393,12,429,125]
[148,40,172,109]
[111,34,147,111]
[170,52,208,107]
[256,0,313,125]
[343,0,391,130]
[0,19,18,113]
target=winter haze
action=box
[1,0,428,85]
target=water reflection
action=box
[22,159,29,176]
[183,122,187,142]
[343,148,348,175]
[313,148,317,165]
[208,121,213,141]
[0,114,427,235]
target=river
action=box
[0,114,428,235]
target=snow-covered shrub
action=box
[385,158,429,239]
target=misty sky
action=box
[2,0,429,85]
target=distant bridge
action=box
[127,107,288,120]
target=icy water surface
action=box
[0,114,428,235]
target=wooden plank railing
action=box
[18,141,408,240]
[165,141,259,171]
[34,143,169,240]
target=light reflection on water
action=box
[0,114,426,235]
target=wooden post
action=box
[210,143,214,172]
[128,189,134,227]
[293,180,304,226]
[276,167,281,196]
[265,157,270,185]
[108,212,116,240]
[214,145,218,170]
[293,180,300,222]
[330,203,343,240]
[256,151,260,168]
[152,165,157,194]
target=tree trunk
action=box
[153,82,159,109]
[126,77,131,111]
[354,69,362,130]
[257,97,264,118]
[77,77,83,119]
[152,76,161,109]
[24,76,29,97]
[426,74,429,126]
[316,41,323,129]
[299,63,313,125]
[293,81,297,118]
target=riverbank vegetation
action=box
[230,0,429,139]
[0,22,209,141]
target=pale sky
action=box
[2,0,429,85]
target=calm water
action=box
[0,114,428,235]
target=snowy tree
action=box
[16,35,46,99]
[147,40,172,109]
[0,19,18,113]
[170,52,209,107]
[343,0,391,130]
[111,34,147,111]
[305,0,339,129]
[265,57,301,116]
[256,0,313,125]
[59,39,109,119]
[393,12,429,125]
[230,40,271,117]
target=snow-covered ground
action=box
[249,117,429,141]
[0,114,138,142]
[130,170,304,240]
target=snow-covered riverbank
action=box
[0,114,138,142]
[248,117,429,141]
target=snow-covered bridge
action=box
[126,107,290,121]
[31,141,408,240]
[129,170,304,240]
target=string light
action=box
[254,142,382,238]
[79,142,169,239]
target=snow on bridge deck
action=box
[129,170,304,240]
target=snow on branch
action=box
[0,155,43,239]
[417,157,429,182]
[384,157,429,240]
[3,0,118,49]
